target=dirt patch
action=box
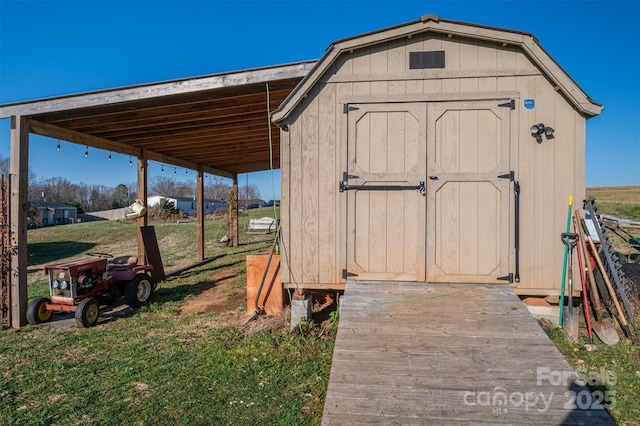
[179,273,244,316]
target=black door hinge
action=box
[498,100,515,110]
[342,269,359,279]
[498,171,515,181]
[497,273,514,283]
[343,104,359,114]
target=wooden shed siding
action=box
[301,89,320,283]
[514,74,585,292]
[318,84,338,282]
[282,33,588,294]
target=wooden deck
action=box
[322,281,615,425]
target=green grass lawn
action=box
[2,207,334,425]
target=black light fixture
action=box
[161,164,164,174]
[56,140,61,152]
[129,156,133,167]
[544,126,555,140]
[174,167,177,176]
[108,151,112,161]
[530,123,555,143]
[84,146,89,158]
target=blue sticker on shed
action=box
[524,99,535,109]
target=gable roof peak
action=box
[419,14,440,23]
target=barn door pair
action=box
[344,101,512,283]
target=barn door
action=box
[426,101,511,283]
[343,103,427,281]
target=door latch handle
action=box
[429,176,439,180]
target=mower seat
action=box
[108,256,138,270]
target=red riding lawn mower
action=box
[27,253,156,328]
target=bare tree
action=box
[0,156,8,174]
[112,184,129,208]
[239,183,262,208]
[1,154,37,188]
[174,180,195,198]
[149,175,178,197]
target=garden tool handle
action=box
[561,232,579,250]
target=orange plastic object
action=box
[246,254,284,315]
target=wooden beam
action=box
[136,155,148,263]
[111,121,277,144]
[229,176,238,247]
[91,111,276,140]
[196,168,205,261]
[0,62,315,118]
[55,89,293,131]
[9,116,29,328]
[29,119,141,157]
[28,119,234,179]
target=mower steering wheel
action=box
[87,252,113,259]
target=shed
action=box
[272,15,602,296]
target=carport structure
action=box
[0,60,315,328]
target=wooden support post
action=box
[196,168,204,261]
[229,175,239,247]
[10,116,29,328]
[136,154,148,263]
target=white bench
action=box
[247,217,277,232]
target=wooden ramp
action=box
[322,281,614,425]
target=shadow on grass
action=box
[155,272,239,305]
[28,241,97,265]
[165,256,247,281]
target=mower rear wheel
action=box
[27,297,53,325]
[75,297,100,328]
[125,274,155,307]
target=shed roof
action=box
[0,61,316,178]
[272,15,603,122]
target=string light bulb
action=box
[185,169,188,176]
[56,140,61,152]
[161,165,164,174]
[108,152,112,161]
[174,167,177,176]
[84,146,88,158]
[129,156,133,167]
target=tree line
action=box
[0,156,262,213]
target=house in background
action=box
[28,201,77,226]
[146,195,227,215]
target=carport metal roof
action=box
[0,60,316,178]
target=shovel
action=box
[575,210,619,345]
[573,216,594,346]
[561,232,579,343]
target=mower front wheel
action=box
[125,274,155,307]
[27,297,53,325]
[75,297,100,328]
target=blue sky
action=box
[1,0,639,199]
